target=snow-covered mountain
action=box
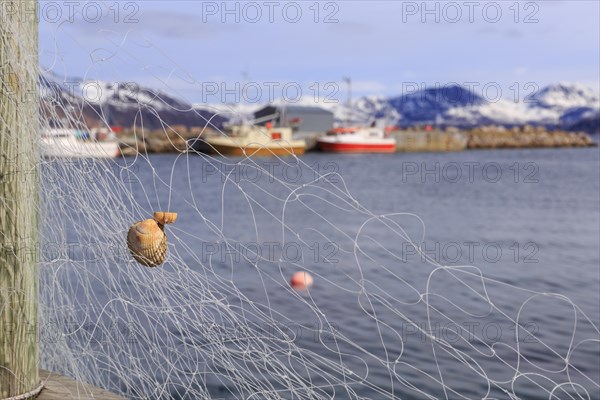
[560,106,600,133]
[199,83,598,133]
[349,83,598,132]
[533,83,599,111]
[40,71,599,134]
[389,85,485,125]
[40,71,227,131]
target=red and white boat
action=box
[317,127,397,153]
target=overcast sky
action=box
[39,1,600,104]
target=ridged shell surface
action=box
[127,219,168,267]
[153,211,178,225]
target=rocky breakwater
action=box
[467,125,596,149]
[118,125,216,156]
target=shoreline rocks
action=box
[117,126,215,156]
[466,125,596,149]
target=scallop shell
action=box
[127,211,177,267]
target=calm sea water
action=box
[47,147,600,399]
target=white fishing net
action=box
[3,1,599,399]
[37,136,600,399]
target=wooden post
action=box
[0,0,40,398]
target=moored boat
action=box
[40,128,120,158]
[317,127,397,153]
[192,125,306,157]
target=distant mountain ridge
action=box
[199,82,599,134]
[39,71,599,134]
[351,82,599,133]
[40,70,227,131]
[533,83,598,110]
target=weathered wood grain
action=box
[36,370,125,400]
[0,1,40,397]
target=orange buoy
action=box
[290,271,314,290]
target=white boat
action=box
[191,124,306,157]
[317,127,397,153]
[40,129,120,158]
